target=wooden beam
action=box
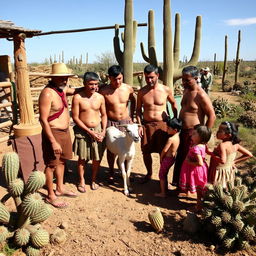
[35,23,147,36]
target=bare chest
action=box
[142,90,167,107]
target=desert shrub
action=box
[240,100,256,111]
[222,80,232,92]
[212,98,237,119]
[237,111,256,128]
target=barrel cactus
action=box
[0,152,52,254]
[30,228,50,248]
[2,152,20,184]
[148,207,164,232]
[14,228,30,246]
[202,182,256,251]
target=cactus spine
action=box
[25,170,46,194]
[14,228,30,246]
[140,0,201,90]
[113,0,137,85]
[2,152,20,184]
[30,228,50,248]
[0,202,10,223]
[148,207,164,232]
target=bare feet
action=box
[55,190,77,198]
[45,198,68,208]
[154,192,167,198]
[91,182,99,190]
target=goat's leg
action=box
[118,156,129,196]
[126,158,133,192]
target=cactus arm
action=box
[173,13,180,69]
[222,35,228,91]
[234,30,241,85]
[113,24,124,67]
[140,42,150,62]
[186,15,202,66]
[163,0,174,89]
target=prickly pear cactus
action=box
[202,180,256,251]
[148,207,164,232]
[0,152,52,254]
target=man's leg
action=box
[141,153,152,183]
[91,160,100,190]
[45,165,67,208]
[77,157,87,192]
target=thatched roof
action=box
[0,20,41,39]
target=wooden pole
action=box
[13,33,41,137]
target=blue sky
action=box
[1,0,256,64]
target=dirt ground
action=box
[0,90,255,255]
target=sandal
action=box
[77,184,86,193]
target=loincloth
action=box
[141,121,168,154]
[73,125,105,161]
[107,118,132,132]
[42,128,72,167]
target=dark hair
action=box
[83,72,99,82]
[194,125,212,144]
[144,64,159,74]
[108,65,123,77]
[182,66,199,78]
[221,121,241,144]
[166,117,182,131]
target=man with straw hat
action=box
[39,63,81,208]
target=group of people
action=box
[39,63,253,211]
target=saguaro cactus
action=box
[140,0,201,90]
[234,30,241,86]
[113,0,137,85]
[222,35,228,91]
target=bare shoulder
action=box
[40,87,53,99]
[99,84,111,94]
[123,83,134,93]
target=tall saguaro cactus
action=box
[140,0,202,90]
[113,0,137,85]
[222,35,228,91]
[234,30,241,86]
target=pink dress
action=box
[179,145,208,193]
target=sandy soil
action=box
[0,83,255,255]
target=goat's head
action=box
[117,124,140,143]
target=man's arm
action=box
[129,87,136,121]
[167,88,178,118]
[136,90,144,136]
[39,89,62,153]
[200,94,216,128]
[65,86,84,96]
[100,96,107,136]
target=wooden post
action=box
[13,33,41,137]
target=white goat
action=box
[106,123,140,196]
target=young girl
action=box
[179,125,212,211]
[155,118,182,198]
[207,121,253,188]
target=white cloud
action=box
[225,17,256,26]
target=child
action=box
[179,125,212,211]
[155,118,182,198]
[207,121,253,188]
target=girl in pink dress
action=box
[179,125,212,211]
[207,121,253,188]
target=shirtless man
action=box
[136,64,178,183]
[39,63,82,208]
[99,65,136,182]
[172,65,216,187]
[72,72,107,192]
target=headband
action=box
[224,121,232,134]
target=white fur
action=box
[106,124,140,195]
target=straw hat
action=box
[204,67,210,72]
[45,63,75,77]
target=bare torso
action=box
[43,87,70,130]
[100,83,131,121]
[179,86,207,129]
[165,133,180,158]
[138,83,169,122]
[74,91,102,128]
